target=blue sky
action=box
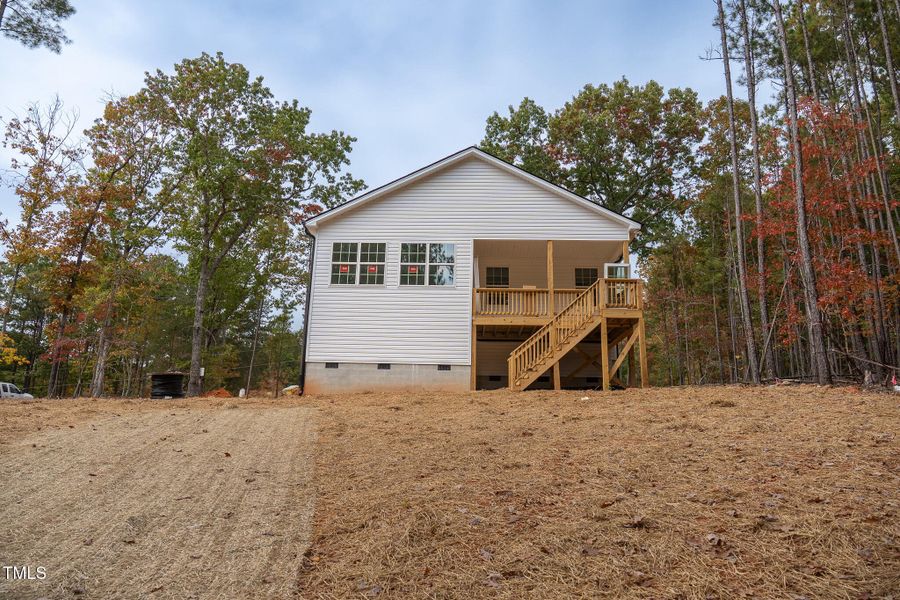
[0,0,730,221]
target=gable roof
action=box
[303,146,642,235]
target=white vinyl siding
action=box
[313,157,627,240]
[305,155,633,365]
[307,239,472,364]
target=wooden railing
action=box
[604,279,642,309]
[507,278,605,389]
[474,288,582,317]
[474,281,641,319]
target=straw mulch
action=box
[298,385,899,599]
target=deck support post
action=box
[547,240,560,390]
[600,317,610,391]
[628,336,637,388]
[638,316,649,388]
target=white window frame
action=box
[399,242,456,287]
[604,262,631,280]
[329,241,386,286]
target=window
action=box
[428,243,455,286]
[377,363,391,370]
[331,242,357,284]
[400,243,455,286]
[400,243,426,285]
[485,267,509,288]
[325,362,339,369]
[330,242,385,285]
[437,364,451,371]
[605,263,630,279]
[359,243,386,285]
[575,268,599,288]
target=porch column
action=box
[547,240,561,390]
[471,286,477,391]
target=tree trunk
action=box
[2,264,22,336]
[187,256,210,397]
[89,287,119,398]
[46,307,70,397]
[875,0,900,125]
[773,0,832,385]
[712,291,726,384]
[245,294,265,395]
[717,0,760,384]
[798,0,820,100]
[739,0,776,380]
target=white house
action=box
[300,147,649,394]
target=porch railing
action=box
[474,280,641,318]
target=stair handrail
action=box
[507,278,605,387]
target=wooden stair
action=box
[507,278,605,391]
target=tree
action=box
[772,0,831,385]
[738,0,777,380]
[481,98,560,180]
[0,0,75,52]
[717,0,760,383]
[84,94,172,397]
[141,53,363,396]
[482,79,704,254]
[0,98,81,335]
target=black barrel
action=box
[150,372,185,399]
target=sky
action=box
[0,0,732,222]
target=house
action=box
[300,147,648,394]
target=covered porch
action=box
[470,239,648,391]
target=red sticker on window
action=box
[368,265,377,273]
[409,266,418,273]
[339,264,349,273]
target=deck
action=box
[473,279,643,328]
[471,278,647,391]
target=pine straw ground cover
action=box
[298,385,899,599]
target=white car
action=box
[0,382,33,399]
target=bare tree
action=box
[717,0,760,383]
[738,0,777,380]
[772,0,831,385]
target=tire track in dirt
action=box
[0,405,316,599]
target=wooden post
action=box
[622,239,629,263]
[600,317,610,391]
[471,322,477,391]
[638,316,649,388]
[547,240,555,315]
[547,240,561,390]
[628,337,636,388]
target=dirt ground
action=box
[0,397,316,599]
[0,385,898,599]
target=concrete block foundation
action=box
[304,362,471,394]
